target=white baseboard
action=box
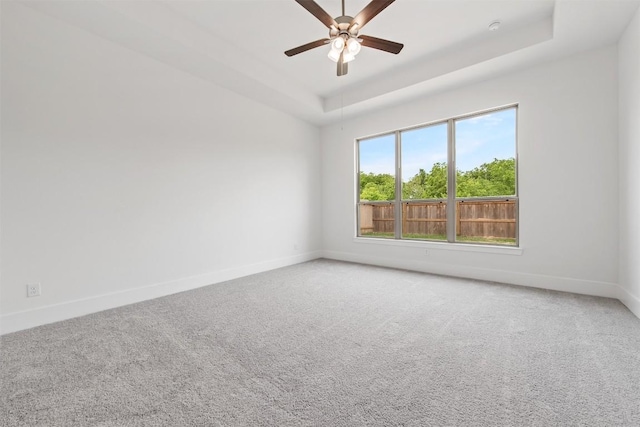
[0,251,323,335]
[321,250,620,300]
[617,285,640,319]
[4,250,634,335]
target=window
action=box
[357,106,518,246]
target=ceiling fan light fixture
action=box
[331,36,345,51]
[342,51,356,63]
[327,49,341,62]
[346,37,361,55]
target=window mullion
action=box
[395,130,402,239]
[446,119,456,243]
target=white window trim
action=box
[352,236,523,255]
[356,104,519,249]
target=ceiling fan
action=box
[284,0,404,77]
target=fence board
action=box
[360,200,516,239]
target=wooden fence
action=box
[359,199,516,239]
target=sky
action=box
[359,108,516,181]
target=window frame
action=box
[356,104,519,248]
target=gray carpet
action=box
[2,259,640,426]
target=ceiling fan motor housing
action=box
[332,16,359,38]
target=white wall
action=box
[618,7,640,318]
[0,2,322,333]
[322,46,620,298]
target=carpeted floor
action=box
[1,259,639,426]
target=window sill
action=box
[352,237,523,255]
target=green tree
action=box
[402,168,427,199]
[423,163,448,198]
[359,172,395,200]
[457,158,515,197]
[361,158,515,201]
[402,163,447,199]
[360,182,384,201]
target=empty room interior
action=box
[2,0,640,425]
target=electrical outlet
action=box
[27,283,41,298]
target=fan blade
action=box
[285,38,330,57]
[294,0,338,29]
[359,35,403,54]
[351,0,395,31]
[337,51,348,76]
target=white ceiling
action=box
[20,0,640,125]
